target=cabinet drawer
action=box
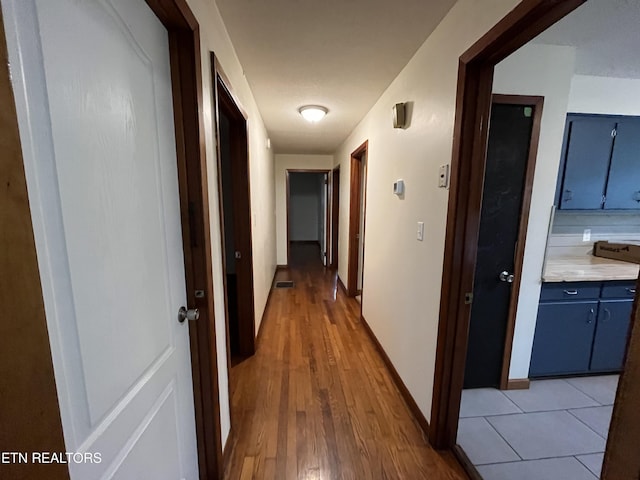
[601,281,637,299]
[540,282,601,301]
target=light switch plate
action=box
[417,222,424,241]
[393,179,405,196]
[439,164,450,188]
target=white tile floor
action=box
[458,375,619,480]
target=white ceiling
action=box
[534,0,640,79]
[215,0,456,154]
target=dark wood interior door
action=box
[463,102,535,389]
[217,77,255,360]
[331,168,340,269]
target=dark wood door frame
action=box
[347,140,368,297]
[429,0,586,452]
[147,3,225,478]
[331,166,341,269]
[212,54,256,370]
[493,94,544,390]
[285,169,331,266]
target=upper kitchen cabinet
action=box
[557,114,640,210]
[558,116,616,210]
[605,118,640,210]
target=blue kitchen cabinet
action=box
[604,118,640,210]
[590,299,633,371]
[559,116,616,210]
[529,301,598,377]
[531,281,636,378]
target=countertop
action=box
[542,255,640,282]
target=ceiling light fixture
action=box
[299,105,328,123]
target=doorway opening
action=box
[212,57,256,368]
[463,94,542,390]
[432,1,640,479]
[347,141,368,298]
[286,169,330,268]
[330,166,340,270]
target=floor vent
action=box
[275,281,294,289]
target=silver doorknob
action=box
[499,271,515,283]
[178,306,199,323]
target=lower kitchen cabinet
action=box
[529,302,597,377]
[591,300,634,371]
[530,281,634,378]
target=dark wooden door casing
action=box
[213,65,256,360]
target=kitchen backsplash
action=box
[547,211,640,257]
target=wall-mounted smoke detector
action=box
[299,105,328,123]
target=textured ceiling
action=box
[534,0,640,79]
[215,0,456,154]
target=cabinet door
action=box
[605,119,640,210]
[590,300,633,371]
[529,301,598,377]
[559,116,616,210]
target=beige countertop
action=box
[543,255,640,282]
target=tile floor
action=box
[458,375,618,480]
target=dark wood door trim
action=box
[325,175,330,266]
[347,141,368,297]
[212,54,256,365]
[331,166,340,269]
[429,0,586,450]
[285,169,331,266]
[492,94,544,390]
[146,2,225,477]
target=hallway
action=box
[224,244,466,479]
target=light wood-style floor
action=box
[224,244,467,479]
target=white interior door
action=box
[3,0,199,478]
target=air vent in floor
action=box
[275,281,294,289]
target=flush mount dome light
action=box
[299,105,328,123]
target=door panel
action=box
[464,103,534,389]
[357,153,367,292]
[605,119,640,210]
[331,169,340,268]
[560,117,616,210]
[5,0,199,478]
[591,300,633,372]
[529,302,597,377]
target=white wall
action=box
[184,0,277,446]
[491,44,577,380]
[568,75,640,115]
[332,0,522,421]
[275,154,333,265]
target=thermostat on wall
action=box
[393,179,405,196]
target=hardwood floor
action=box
[224,244,467,479]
